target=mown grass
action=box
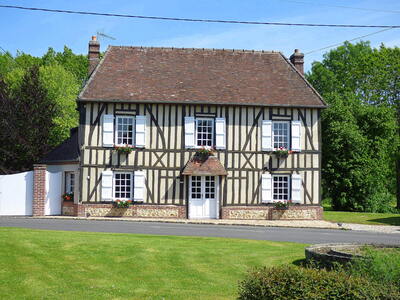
[323,210,400,226]
[0,227,305,300]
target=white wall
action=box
[0,171,33,215]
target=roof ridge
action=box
[109,45,281,54]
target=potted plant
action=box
[272,147,293,158]
[273,200,292,209]
[195,146,215,161]
[62,192,74,202]
[114,144,134,154]
[113,199,132,208]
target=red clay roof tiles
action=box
[79,46,325,107]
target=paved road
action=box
[1,217,399,244]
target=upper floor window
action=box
[65,172,75,194]
[196,118,214,147]
[261,120,300,152]
[272,121,289,149]
[115,116,134,146]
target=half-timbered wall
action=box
[79,103,321,207]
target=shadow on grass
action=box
[369,217,400,226]
[292,259,306,267]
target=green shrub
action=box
[238,265,400,300]
[349,247,400,288]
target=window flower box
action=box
[113,199,132,208]
[273,200,292,210]
[194,146,215,161]
[62,192,74,202]
[272,147,294,158]
[114,144,134,154]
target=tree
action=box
[0,66,56,173]
[0,46,87,146]
[39,64,80,146]
[307,42,399,211]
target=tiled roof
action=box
[182,155,227,176]
[79,46,325,107]
[41,128,79,164]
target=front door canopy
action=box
[182,155,227,176]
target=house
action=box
[34,36,326,220]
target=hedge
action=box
[238,265,400,300]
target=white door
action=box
[45,171,62,215]
[189,176,218,219]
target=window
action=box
[272,122,289,149]
[191,176,202,199]
[114,172,132,199]
[196,118,214,147]
[115,116,134,146]
[204,176,215,199]
[273,175,290,201]
[65,172,75,194]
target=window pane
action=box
[114,172,132,199]
[196,119,214,147]
[273,122,289,149]
[116,116,134,145]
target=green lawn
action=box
[323,210,400,226]
[0,228,305,300]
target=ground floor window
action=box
[114,172,133,199]
[273,175,290,200]
[65,172,75,194]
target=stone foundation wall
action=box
[222,205,322,220]
[63,203,186,219]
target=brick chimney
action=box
[290,49,304,75]
[88,36,100,75]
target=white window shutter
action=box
[261,120,273,151]
[102,114,114,147]
[261,173,272,203]
[133,171,145,202]
[101,170,113,201]
[291,174,302,203]
[135,115,146,148]
[215,118,226,150]
[184,116,195,148]
[291,121,301,152]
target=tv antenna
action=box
[96,31,116,41]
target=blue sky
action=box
[0,0,399,71]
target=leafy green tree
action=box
[0,66,56,173]
[0,46,88,146]
[307,42,399,211]
[39,64,80,146]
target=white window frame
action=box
[64,171,75,194]
[195,118,214,148]
[272,121,290,150]
[272,174,290,202]
[113,171,133,200]
[115,115,135,146]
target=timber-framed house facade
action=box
[56,37,326,220]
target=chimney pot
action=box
[290,49,304,75]
[88,37,100,76]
